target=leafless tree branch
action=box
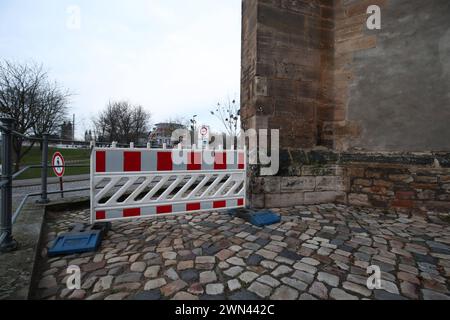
[0,60,70,171]
[93,100,152,144]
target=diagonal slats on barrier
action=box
[90,147,246,223]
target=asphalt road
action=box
[10,177,90,210]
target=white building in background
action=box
[150,123,187,148]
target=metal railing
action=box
[0,118,14,252]
[0,117,94,253]
[0,117,174,253]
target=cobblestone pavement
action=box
[32,204,450,300]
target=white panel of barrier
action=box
[90,147,246,223]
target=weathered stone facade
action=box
[248,149,450,212]
[241,0,450,212]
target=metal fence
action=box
[0,117,248,253]
[0,117,109,253]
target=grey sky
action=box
[0,0,242,138]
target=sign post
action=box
[200,125,209,149]
[52,152,65,199]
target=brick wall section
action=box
[250,149,450,213]
[346,163,450,213]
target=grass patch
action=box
[1,146,91,180]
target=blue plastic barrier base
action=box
[227,208,281,227]
[69,222,111,238]
[48,230,102,257]
[249,210,281,227]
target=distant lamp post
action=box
[190,115,197,146]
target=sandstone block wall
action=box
[241,0,450,212]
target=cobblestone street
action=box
[33,205,450,300]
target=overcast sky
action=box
[0,0,242,138]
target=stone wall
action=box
[241,0,450,211]
[346,159,450,213]
[333,0,450,152]
[250,165,347,208]
[241,0,335,149]
[249,150,450,213]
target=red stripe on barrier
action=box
[96,211,106,220]
[157,152,173,171]
[238,152,245,170]
[238,199,244,206]
[157,205,172,214]
[214,152,227,170]
[186,203,201,211]
[124,152,141,172]
[213,200,227,209]
[124,208,141,218]
[187,152,202,171]
[96,151,106,173]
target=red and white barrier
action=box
[90,147,246,223]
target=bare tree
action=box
[0,60,70,171]
[210,99,240,138]
[93,101,152,144]
[131,105,151,143]
[34,81,70,144]
[210,99,240,149]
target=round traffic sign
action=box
[52,152,65,177]
[200,126,209,136]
